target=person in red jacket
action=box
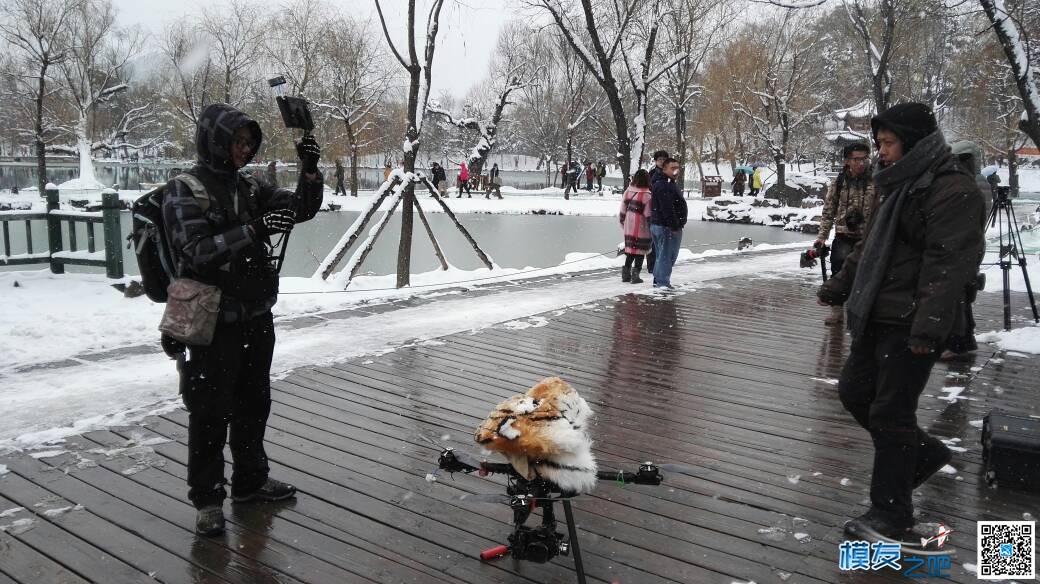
[456,161,472,198]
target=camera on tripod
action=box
[994,185,1011,205]
[800,240,829,269]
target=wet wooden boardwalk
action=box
[1,271,1038,584]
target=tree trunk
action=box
[605,89,632,188]
[1008,147,1019,197]
[674,106,686,189]
[713,135,720,175]
[775,155,786,189]
[980,0,1040,150]
[691,133,704,181]
[565,133,573,200]
[345,120,359,196]
[75,112,99,187]
[35,64,48,195]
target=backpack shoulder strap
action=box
[173,173,211,213]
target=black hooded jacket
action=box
[162,103,323,318]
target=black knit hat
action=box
[870,103,937,152]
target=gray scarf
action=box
[845,130,950,338]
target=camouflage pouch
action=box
[158,278,222,346]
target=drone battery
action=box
[982,411,1040,491]
[480,545,509,561]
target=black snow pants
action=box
[179,312,275,508]
[838,324,949,524]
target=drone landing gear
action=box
[479,477,588,584]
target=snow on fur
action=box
[474,377,597,493]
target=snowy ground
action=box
[0,243,805,453]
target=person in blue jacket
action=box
[649,157,688,288]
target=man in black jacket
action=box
[817,103,985,540]
[650,157,688,288]
[162,103,324,536]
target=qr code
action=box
[977,521,1035,580]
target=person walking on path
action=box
[596,161,606,192]
[333,159,347,195]
[619,169,653,283]
[383,161,392,183]
[732,170,746,197]
[816,142,876,325]
[748,166,763,197]
[487,163,504,199]
[585,162,595,191]
[650,157,688,288]
[456,161,472,197]
[266,160,277,187]
[817,103,985,541]
[430,162,447,194]
[563,160,579,198]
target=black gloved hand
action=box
[161,333,185,358]
[296,134,321,174]
[251,208,295,238]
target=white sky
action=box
[110,0,510,99]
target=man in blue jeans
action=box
[650,158,688,288]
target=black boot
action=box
[621,265,631,282]
[913,428,952,489]
[232,478,297,503]
[630,269,643,284]
[845,429,917,539]
[195,504,225,536]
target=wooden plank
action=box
[0,492,150,584]
[0,454,304,584]
[78,429,468,584]
[0,471,231,584]
[0,529,91,584]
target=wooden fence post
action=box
[102,188,124,279]
[45,184,63,274]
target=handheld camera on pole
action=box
[267,75,315,273]
[984,185,1039,330]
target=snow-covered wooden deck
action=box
[1,271,1038,584]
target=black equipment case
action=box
[982,411,1040,490]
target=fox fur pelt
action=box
[474,377,597,494]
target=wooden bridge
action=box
[1,268,1037,584]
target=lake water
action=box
[0,211,814,278]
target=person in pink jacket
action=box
[618,168,653,283]
[456,161,472,198]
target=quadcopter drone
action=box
[435,447,665,584]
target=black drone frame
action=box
[437,448,663,584]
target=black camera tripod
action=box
[985,187,1039,330]
[437,448,663,584]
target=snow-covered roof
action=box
[824,129,870,143]
[832,100,874,121]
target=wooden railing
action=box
[0,186,124,278]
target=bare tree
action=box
[981,0,1040,149]
[201,0,264,106]
[734,13,825,188]
[160,23,215,129]
[532,0,686,187]
[313,16,391,196]
[842,0,895,114]
[55,0,143,186]
[265,0,327,95]
[375,0,447,287]
[0,0,82,193]
[426,25,533,181]
[657,0,733,187]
